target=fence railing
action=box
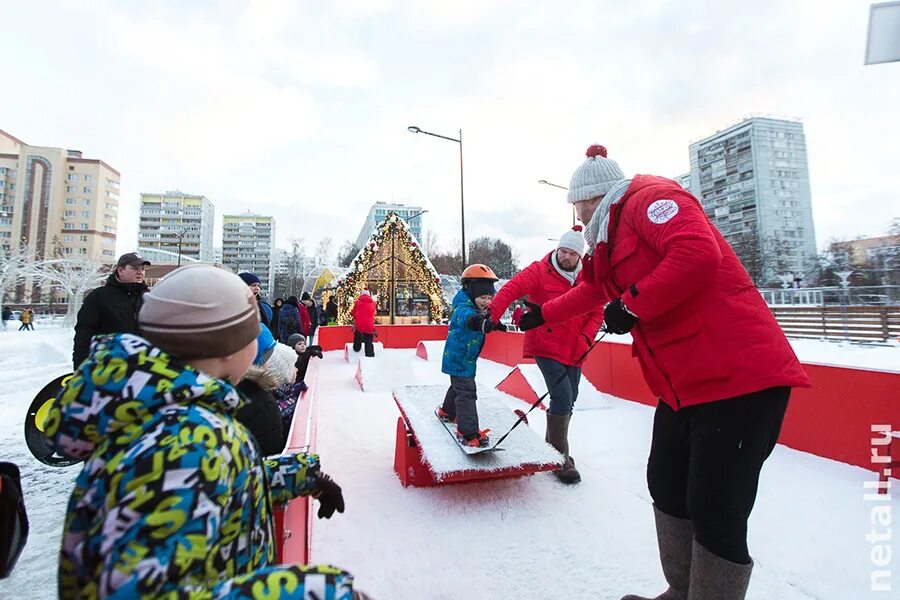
[760,285,900,307]
[770,305,900,342]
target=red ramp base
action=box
[496,366,546,410]
[393,417,550,487]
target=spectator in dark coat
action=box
[325,297,338,324]
[278,296,306,341]
[271,298,284,340]
[238,272,274,335]
[235,342,297,456]
[73,252,150,369]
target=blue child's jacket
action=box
[442,289,486,378]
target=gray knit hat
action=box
[286,333,305,348]
[139,264,261,360]
[264,343,297,387]
[557,225,586,258]
[567,145,626,204]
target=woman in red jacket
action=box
[350,290,377,357]
[520,145,810,600]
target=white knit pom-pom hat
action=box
[567,144,626,204]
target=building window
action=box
[63,234,73,242]
[67,186,77,193]
[66,198,75,205]
[79,234,88,242]
[78,247,87,255]
[65,210,75,216]
[83,187,92,194]
[81,222,88,229]
[67,174,78,182]
[64,223,74,230]
[0,218,11,226]
[63,247,73,254]
[83,198,90,206]
[82,210,90,218]
[84,174,92,182]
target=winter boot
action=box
[458,428,490,448]
[545,413,581,484]
[686,541,752,600]
[621,506,693,600]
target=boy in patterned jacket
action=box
[438,264,506,447]
[44,265,367,599]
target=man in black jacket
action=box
[72,252,150,369]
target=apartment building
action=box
[222,213,276,296]
[138,191,215,262]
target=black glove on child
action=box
[312,473,345,519]
[305,345,324,359]
[517,301,544,331]
[603,298,638,334]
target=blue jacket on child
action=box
[442,289,488,378]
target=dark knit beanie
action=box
[238,272,261,286]
[139,265,261,360]
[465,278,496,300]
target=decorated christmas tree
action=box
[326,212,444,324]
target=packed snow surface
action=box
[0,326,896,599]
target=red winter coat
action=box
[299,304,312,336]
[542,175,810,410]
[489,253,605,367]
[351,294,377,334]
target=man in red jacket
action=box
[488,227,603,484]
[520,145,810,600]
[351,290,377,357]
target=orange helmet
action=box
[461,264,498,282]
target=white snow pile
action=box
[393,384,563,478]
[355,353,415,392]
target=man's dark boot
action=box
[621,507,693,600]
[545,413,581,484]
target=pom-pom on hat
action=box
[557,225,586,258]
[567,144,626,204]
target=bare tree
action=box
[315,237,333,266]
[337,240,360,268]
[0,240,37,317]
[422,229,440,257]
[31,255,109,325]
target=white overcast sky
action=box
[2,0,897,264]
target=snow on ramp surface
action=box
[344,342,384,363]
[393,384,563,477]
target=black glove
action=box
[494,321,508,333]
[517,301,544,331]
[603,298,638,334]
[312,473,345,519]
[306,346,324,359]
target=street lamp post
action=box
[407,126,466,265]
[538,179,575,226]
[174,227,187,268]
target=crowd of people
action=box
[1,143,811,600]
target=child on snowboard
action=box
[439,264,507,447]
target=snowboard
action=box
[24,373,82,467]
[435,408,505,455]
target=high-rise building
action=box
[138,191,215,262]
[355,202,424,249]
[674,173,692,192]
[222,212,276,296]
[689,117,817,280]
[0,128,120,299]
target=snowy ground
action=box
[0,328,896,599]
[312,348,898,600]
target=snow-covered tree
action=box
[0,241,37,317]
[31,255,109,325]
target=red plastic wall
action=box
[483,331,900,473]
[318,325,449,351]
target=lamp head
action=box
[407,126,421,134]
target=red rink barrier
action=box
[274,354,321,565]
[495,366,546,410]
[415,341,429,360]
[318,325,448,351]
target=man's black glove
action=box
[494,321,508,333]
[517,301,544,331]
[306,345,324,359]
[603,298,638,334]
[312,473,345,519]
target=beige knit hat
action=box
[264,343,297,388]
[139,264,261,360]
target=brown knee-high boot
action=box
[545,413,581,484]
